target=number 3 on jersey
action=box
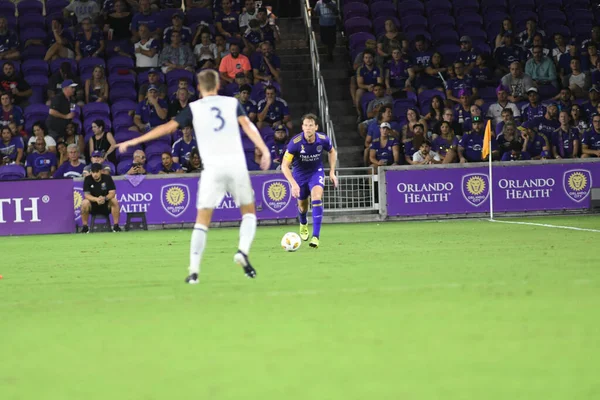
[211,107,225,132]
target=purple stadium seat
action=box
[108,74,136,93]
[50,58,78,75]
[24,104,50,124]
[116,144,141,162]
[82,102,110,119]
[27,75,48,104]
[456,13,483,30]
[144,141,171,158]
[21,45,46,61]
[459,26,487,42]
[436,44,460,62]
[343,2,369,20]
[18,14,45,30]
[401,15,427,32]
[453,3,479,17]
[185,8,213,25]
[404,30,431,42]
[0,1,16,17]
[0,60,20,76]
[344,0,367,3]
[114,130,139,143]
[159,8,181,28]
[397,1,425,17]
[19,28,47,44]
[547,25,571,39]
[475,42,492,55]
[147,158,163,174]
[166,69,194,86]
[481,3,507,15]
[107,56,134,75]
[349,32,376,50]
[46,0,69,16]
[4,15,16,31]
[418,89,445,108]
[21,60,49,77]
[372,16,400,37]
[426,0,452,17]
[359,92,376,117]
[433,29,459,46]
[344,17,372,36]
[113,115,134,131]
[111,100,137,119]
[17,0,43,16]
[478,87,497,102]
[137,70,165,86]
[78,57,106,78]
[429,15,455,32]
[0,165,26,181]
[370,2,395,19]
[109,87,137,103]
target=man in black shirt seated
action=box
[81,163,122,233]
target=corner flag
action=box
[481,119,493,160]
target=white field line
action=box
[489,219,600,233]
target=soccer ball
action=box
[281,232,301,252]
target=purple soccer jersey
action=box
[521,103,547,122]
[171,137,197,164]
[216,10,240,36]
[136,99,168,128]
[53,161,85,178]
[524,132,549,158]
[76,30,103,57]
[285,132,332,200]
[552,128,580,158]
[26,152,57,175]
[0,136,23,161]
[370,136,398,165]
[459,131,498,162]
[582,128,600,150]
[431,135,457,157]
[501,151,531,161]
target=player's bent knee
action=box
[311,186,324,200]
[81,199,91,211]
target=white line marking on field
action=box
[489,219,600,233]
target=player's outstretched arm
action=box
[117,120,180,153]
[328,147,338,188]
[238,115,271,170]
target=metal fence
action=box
[322,167,377,212]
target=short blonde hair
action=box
[197,69,219,93]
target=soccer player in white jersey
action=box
[117,70,271,284]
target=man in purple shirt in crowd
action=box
[521,87,546,121]
[0,126,23,164]
[53,144,85,178]
[171,124,197,165]
[252,42,281,86]
[355,49,383,118]
[0,17,20,61]
[494,34,527,75]
[83,150,115,176]
[582,85,600,119]
[501,140,531,161]
[530,103,560,141]
[238,84,257,122]
[26,137,57,178]
[216,0,240,38]
[0,92,24,131]
[410,35,433,73]
[458,116,498,162]
[163,12,192,45]
[155,152,184,174]
[581,114,600,158]
[75,18,105,60]
[131,0,161,41]
[456,36,478,74]
[445,61,478,104]
[224,72,248,97]
[257,85,290,129]
[519,122,550,160]
[134,85,168,131]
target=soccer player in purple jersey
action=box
[281,114,338,248]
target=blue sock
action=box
[311,200,323,238]
[298,206,308,225]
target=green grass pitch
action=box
[1,216,600,399]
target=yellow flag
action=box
[482,119,493,160]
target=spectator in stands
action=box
[159,31,195,74]
[216,0,241,38]
[552,111,580,159]
[193,30,218,64]
[517,18,545,49]
[410,35,433,76]
[377,19,405,64]
[269,124,287,169]
[75,18,105,61]
[581,43,599,73]
[459,116,498,162]
[55,141,67,165]
[252,41,281,86]
[88,120,117,160]
[412,140,441,165]
[365,84,392,119]
[155,152,183,174]
[27,122,57,154]
[257,85,290,129]
[445,61,478,105]
[403,123,426,164]
[521,87,545,122]
[0,93,24,132]
[354,49,383,119]
[64,0,100,24]
[80,163,121,233]
[519,122,549,160]
[0,62,32,108]
[131,0,161,42]
[362,105,401,164]
[219,43,251,84]
[0,17,20,61]
[53,144,85,178]
[581,26,600,55]
[494,17,513,50]
[486,85,521,127]
[526,45,558,92]
[185,148,203,173]
[215,34,231,62]
[135,85,168,131]
[239,0,258,31]
[422,51,447,92]
[256,7,280,47]
[432,120,457,163]
[122,149,147,175]
[368,122,399,169]
[582,115,600,157]
[563,58,591,99]
[463,105,483,132]
[501,140,531,161]
[494,34,527,76]
[582,85,600,118]
[238,84,257,122]
[0,126,23,164]
[171,124,196,165]
[168,88,190,119]
[350,39,377,103]
[242,19,263,56]
[8,120,26,143]
[134,24,160,70]
[313,0,339,62]
[453,89,472,128]
[496,121,521,156]
[43,18,75,62]
[83,150,114,176]
[224,72,248,97]
[402,108,427,143]
[554,88,573,112]
[424,95,445,126]
[531,103,560,141]
[85,66,109,104]
[432,108,463,138]
[552,33,571,64]
[163,12,192,45]
[186,0,211,10]
[46,80,77,140]
[558,44,578,82]
[25,137,57,179]
[138,69,166,101]
[470,54,494,87]
[103,0,133,43]
[570,104,589,136]
[63,122,85,156]
[47,62,81,104]
[456,36,478,74]
[494,108,515,135]
[527,33,549,59]
[385,48,415,97]
[501,61,533,103]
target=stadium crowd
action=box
[343,0,600,169]
[0,0,292,180]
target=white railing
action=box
[323,167,378,212]
[302,0,338,154]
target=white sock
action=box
[189,223,208,274]
[238,213,257,255]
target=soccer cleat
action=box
[112,224,122,232]
[299,224,309,241]
[185,273,199,284]
[81,225,89,233]
[309,236,320,248]
[233,251,257,279]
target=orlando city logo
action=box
[73,186,84,221]
[262,180,292,213]
[160,183,190,217]
[563,169,592,203]
[461,173,490,207]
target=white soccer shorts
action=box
[196,167,254,209]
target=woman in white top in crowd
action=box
[27,122,56,154]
